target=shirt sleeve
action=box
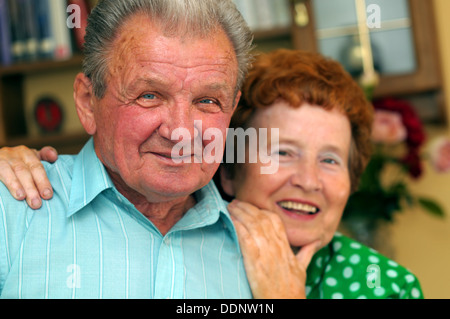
[0,186,31,296]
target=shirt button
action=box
[164,237,171,245]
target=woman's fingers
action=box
[0,146,55,209]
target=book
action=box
[7,0,27,62]
[36,0,56,59]
[23,0,40,61]
[0,0,12,65]
[49,0,72,60]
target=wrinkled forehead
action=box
[107,13,238,83]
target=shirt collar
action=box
[66,139,240,249]
[171,180,241,251]
[67,138,114,217]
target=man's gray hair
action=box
[82,0,254,98]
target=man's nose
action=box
[290,160,323,192]
[157,105,200,144]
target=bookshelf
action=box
[0,54,89,153]
[0,0,91,154]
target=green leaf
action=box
[417,198,446,217]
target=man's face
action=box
[90,14,240,203]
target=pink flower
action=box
[371,110,407,144]
[429,136,450,173]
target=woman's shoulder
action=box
[309,233,423,299]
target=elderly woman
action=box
[218,49,423,299]
[0,49,422,299]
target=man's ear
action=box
[219,166,235,197]
[74,72,96,135]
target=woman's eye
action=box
[322,157,339,165]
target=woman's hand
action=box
[0,146,58,209]
[228,199,320,299]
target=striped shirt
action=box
[0,138,252,299]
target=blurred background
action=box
[0,0,449,298]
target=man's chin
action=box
[141,179,209,201]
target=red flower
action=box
[373,98,426,178]
[401,150,423,179]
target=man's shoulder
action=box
[41,154,76,180]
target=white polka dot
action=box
[350,242,361,249]
[392,283,400,294]
[350,254,361,265]
[374,287,386,297]
[305,285,312,296]
[357,295,367,299]
[400,289,406,298]
[326,277,337,287]
[343,266,353,279]
[333,241,342,251]
[368,255,379,263]
[405,274,415,283]
[325,264,332,273]
[387,269,398,278]
[332,292,343,299]
[336,255,345,263]
[388,260,398,267]
[411,288,421,299]
[316,256,323,268]
[350,282,360,292]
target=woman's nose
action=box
[290,160,323,192]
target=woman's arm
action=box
[0,146,58,209]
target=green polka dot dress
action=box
[305,233,423,299]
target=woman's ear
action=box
[74,73,96,135]
[219,166,236,197]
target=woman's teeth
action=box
[278,201,319,214]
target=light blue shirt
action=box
[0,138,252,299]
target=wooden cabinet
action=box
[252,0,445,123]
[289,0,442,98]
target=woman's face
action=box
[224,101,352,250]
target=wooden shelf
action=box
[4,132,90,154]
[0,54,84,77]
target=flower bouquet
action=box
[342,97,449,249]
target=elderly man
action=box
[0,0,254,298]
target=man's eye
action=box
[196,98,222,112]
[199,98,215,104]
[142,93,156,100]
